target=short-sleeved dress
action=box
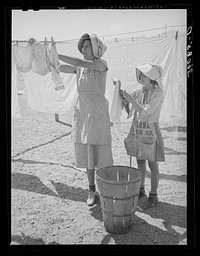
[71,59,113,169]
[132,86,165,162]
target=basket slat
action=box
[124,197,134,215]
[114,199,125,216]
[114,216,124,233]
[127,179,141,197]
[119,168,129,181]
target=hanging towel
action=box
[49,43,65,91]
[110,78,122,130]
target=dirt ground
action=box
[11,93,187,246]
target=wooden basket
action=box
[96,166,141,234]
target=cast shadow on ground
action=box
[56,120,72,127]
[11,158,82,172]
[12,131,71,158]
[10,232,60,245]
[99,198,186,245]
[145,169,187,183]
[161,126,187,133]
[11,172,58,197]
[51,180,88,202]
[164,146,186,155]
[11,172,89,202]
[162,135,187,141]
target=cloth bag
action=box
[124,111,157,161]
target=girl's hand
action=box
[123,90,133,103]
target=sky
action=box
[12,8,187,42]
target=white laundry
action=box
[49,43,65,91]
[23,70,78,114]
[32,43,51,76]
[12,34,186,124]
[110,79,122,130]
[12,48,21,118]
[13,45,34,73]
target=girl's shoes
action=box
[87,191,96,206]
[139,186,146,197]
[145,193,158,209]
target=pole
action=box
[165,23,167,38]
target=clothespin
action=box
[16,40,18,45]
[51,36,55,45]
[44,37,47,45]
[175,31,178,40]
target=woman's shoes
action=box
[86,191,96,206]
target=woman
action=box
[124,63,165,208]
[55,34,113,206]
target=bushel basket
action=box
[96,166,141,234]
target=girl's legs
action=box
[137,159,146,196]
[148,161,159,194]
[147,161,159,207]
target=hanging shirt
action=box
[13,45,34,73]
[32,43,51,76]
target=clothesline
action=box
[12,24,186,44]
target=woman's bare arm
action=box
[58,54,106,72]
[59,64,76,74]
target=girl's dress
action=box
[132,86,165,162]
[72,59,113,169]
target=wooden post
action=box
[175,31,178,40]
[55,114,59,122]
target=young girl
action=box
[124,63,165,208]
[53,33,113,206]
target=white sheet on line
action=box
[12,34,186,124]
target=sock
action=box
[89,185,95,192]
[149,192,157,196]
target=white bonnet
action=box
[136,63,164,89]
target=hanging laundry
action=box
[12,47,21,118]
[13,45,34,73]
[49,38,65,91]
[32,43,51,76]
[110,78,122,130]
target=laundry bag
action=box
[124,112,157,161]
[96,166,141,234]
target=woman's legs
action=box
[86,168,95,191]
[86,144,96,206]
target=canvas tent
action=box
[11,32,186,124]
